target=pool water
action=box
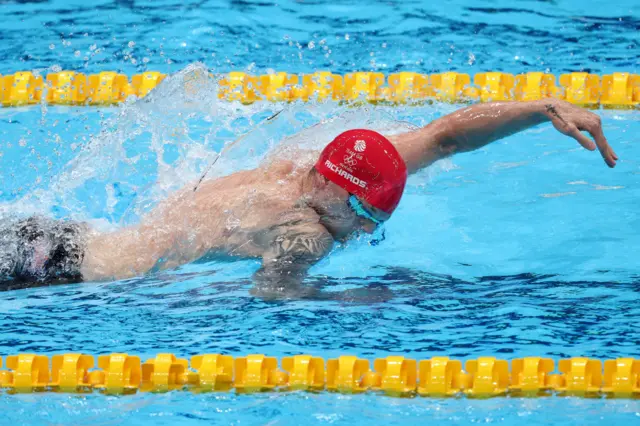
[1,0,640,425]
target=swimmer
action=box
[0,99,618,297]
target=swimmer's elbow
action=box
[249,281,319,301]
[252,258,319,300]
[253,262,306,289]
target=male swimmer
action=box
[0,99,618,297]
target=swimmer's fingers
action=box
[547,100,618,168]
[561,120,617,168]
[574,115,618,168]
[585,121,618,168]
[565,123,597,151]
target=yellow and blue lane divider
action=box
[1,353,639,397]
[0,70,639,108]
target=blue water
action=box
[0,0,639,76]
[1,0,640,425]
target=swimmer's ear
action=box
[307,166,330,188]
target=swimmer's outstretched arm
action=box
[389,98,618,174]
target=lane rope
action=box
[0,71,638,108]
[0,353,638,397]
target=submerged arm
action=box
[251,224,334,300]
[389,98,618,174]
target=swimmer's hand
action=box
[543,99,618,168]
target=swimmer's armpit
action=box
[252,225,333,300]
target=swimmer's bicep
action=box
[388,128,445,174]
[266,226,333,264]
[253,226,333,291]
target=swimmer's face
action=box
[312,179,390,241]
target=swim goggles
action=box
[347,195,386,226]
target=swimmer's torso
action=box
[81,160,318,281]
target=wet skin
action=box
[79,99,618,298]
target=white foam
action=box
[1,63,450,228]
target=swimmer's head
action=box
[304,130,407,240]
[314,129,407,215]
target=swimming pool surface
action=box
[1,0,640,424]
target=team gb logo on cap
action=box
[354,139,367,152]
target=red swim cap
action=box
[315,129,407,215]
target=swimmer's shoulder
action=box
[260,159,298,175]
[261,147,317,176]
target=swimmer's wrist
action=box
[536,98,560,123]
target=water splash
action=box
[1,63,442,231]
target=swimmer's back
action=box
[82,160,317,280]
